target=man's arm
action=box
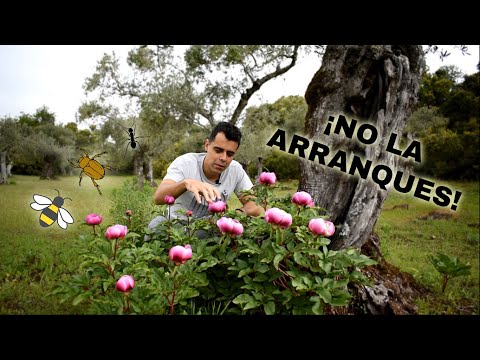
[237,194,263,217]
[154,179,221,205]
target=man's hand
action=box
[185,179,221,204]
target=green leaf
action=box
[238,268,254,277]
[253,273,268,282]
[244,301,260,310]
[316,288,332,303]
[264,301,275,315]
[233,294,254,304]
[292,277,307,290]
[329,291,352,306]
[72,291,91,306]
[273,254,284,270]
[310,297,323,315]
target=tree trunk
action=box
[134,152,145,189]
[6,162,13,177]
[257,157,263,178]
[300,45,424,250]
[0,150,7,184]
[145,154,157,187]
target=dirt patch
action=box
[419,210,457,221]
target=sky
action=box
[0,45,478,126]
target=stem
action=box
[113,239,118,260]
[442,273,448,293]
[107,265,115,278]
[92,225,97,235]
[124,293,130,314]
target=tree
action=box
[299,45,424,251]
[80,46,309,186]
[0,118,20,184]
[238,96,306,178]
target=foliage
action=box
[54,180,376,314]
[108,178,163,233]
[238,95,306,177]
[429,253,471,293]
[262,149,301,181]
[407,68,480,180]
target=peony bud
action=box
[324,221,335,237]
[291,191,312,206]
[216,217,244,236]
[84,213,102,225]
[125,209,132,216]
[230,219,244,236]
[278,213,292,228]
[164,195,175,205]
[217,217,234,234]
[169,244,192,264]
[264,208,292,229]
[208,200,226,213]
[186,210,193,217]
[258,172,277,185]
[115,275,135,292]
[105,224,128,240]
[308,218,335,237]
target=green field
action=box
[0,175,478,314]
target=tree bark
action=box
[145,154,157,187]
[6,162,13,177]
[134,152,145,189]
[0,151,7,184]
[300,45,424,250]
[257,157,263,178]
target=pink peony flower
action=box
[169,244,192,264]
[230,219,244,235]
[324,221,335,237]
[306,199,315,208]
[164,195,175,205]
[216,217,244,236]
[85,213,102,225]
[308,218,335,237]
[208,200,226,213]
[217,217,234,234]
[258,172,277,185]
[105,224,128,240]
[291,191,313,206]
[115,275,135,292]
[278,213,292,228]
[264,208,292,228]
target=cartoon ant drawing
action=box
[117,122,149,156]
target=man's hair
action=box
[208,122,242,147]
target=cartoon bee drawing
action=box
[30,189,74,230]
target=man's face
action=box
[203,131,239,179]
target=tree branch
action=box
[229,45,300,125]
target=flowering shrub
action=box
[54,179,376,315]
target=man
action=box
[149,122,262,231]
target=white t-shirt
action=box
[163,153,253,219]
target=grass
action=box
[0,174,137,314]
[0,175,478,314]
[376,180,479,315]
